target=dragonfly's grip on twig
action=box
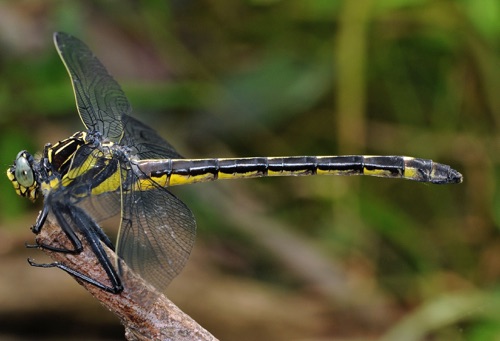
[33,214,218,341]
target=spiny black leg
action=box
[87,216,114,250]
[70,206,123,292]
[25,240,40,249]
[31,204,49,233]
[27,258,122,294]
[35,202,85,253]
[27,200,123,293]
[25,239,82,253]
[27,204,124,293]
[28,258,55,268]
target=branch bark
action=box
[34,214,218,341]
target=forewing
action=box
[117,176,196,292]
[54,32,129,141]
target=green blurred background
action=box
[0,1,497,340]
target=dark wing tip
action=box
[53,31,65,43]
[53,31,74,48]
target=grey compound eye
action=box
[15,155,34,187]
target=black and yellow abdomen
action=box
[133,155,462,190]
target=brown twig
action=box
[34,214,218,341]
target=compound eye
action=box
[15,155,34,187]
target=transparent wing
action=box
[117,172,196,292]
[121,115,183,159]
[76,191,122,223]
[54,32,129,141]
[54,32,183,158]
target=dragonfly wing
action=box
[117,177,196,292]
[121,114,183,159]
[54,32,128,141]
[76,191,122,223]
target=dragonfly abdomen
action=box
[134,155,462,188]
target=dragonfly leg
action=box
[27,202,84,254]
[86,216,114,250]
[31,204,49,234]
[26,199,123,293]
[27,258,122,294]
[68,206,123,293]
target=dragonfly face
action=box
[6,32,462,295]
[7,151,39,202]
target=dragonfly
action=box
[6,32,463,294]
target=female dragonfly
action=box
[7,32,462,294]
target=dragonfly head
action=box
[7,151,40,202]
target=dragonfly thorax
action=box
[7,131,94,203]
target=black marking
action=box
[317,156,364,174]
[363,156,405,176]
[148,159,173,177]
[171,159,219,177]
[46,132,87,176]
[218,158,268,176]
[268,156,317,175]
[404,158,432,182]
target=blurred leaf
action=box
[462,0,500,42]
[381,290,500,341]
[218,53,332,129]
[360,191,433,272]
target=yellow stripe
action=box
[91,169,122,195]
[65,150,100,181]
[363,168,396,178]
[6,170,14,182]
[403,167,419,180]
[168,173,215,186]
[218,170,262,179]
[133,174,169,191]
[41,178,60,193]
[316,169,357,176]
